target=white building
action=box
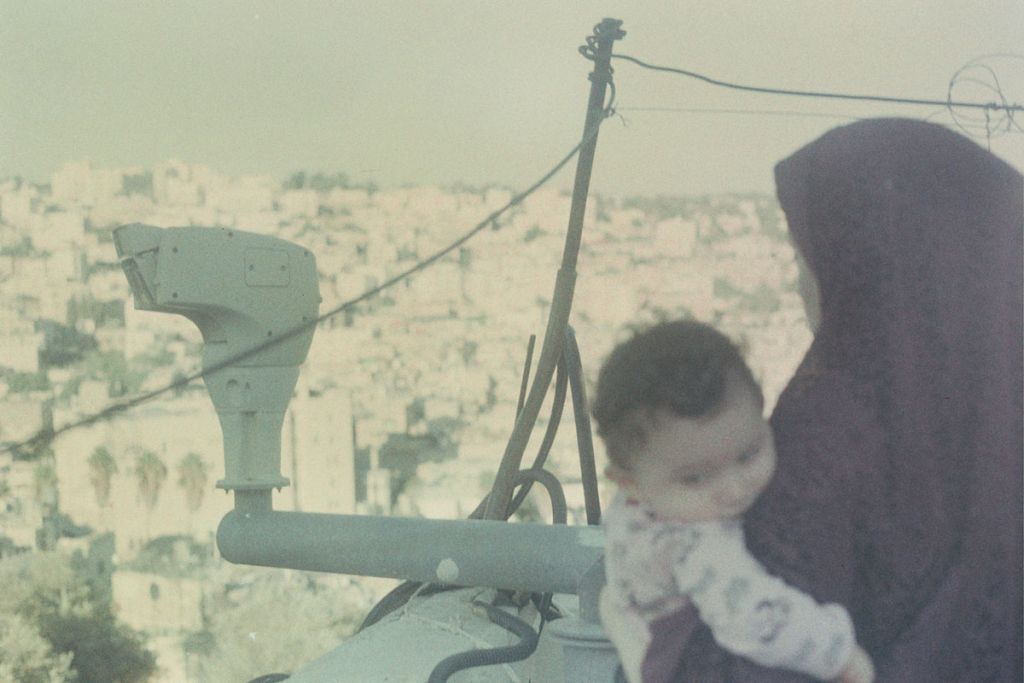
[279,189,320,218]
[34,211,86,253]
[0,306,43,372]
[52,161,123,207]
[52,396,227,558]
[205,176,275,214]
[280,384,357,515]
[0,185,38,228]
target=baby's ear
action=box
[605,463,633,487]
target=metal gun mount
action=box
[112,222,604,604]
[110,17,629,680]
[113,223,321,496]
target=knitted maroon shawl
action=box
[644,119,1023,682]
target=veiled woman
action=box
[633,118,1022,682]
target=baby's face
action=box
[617,382,776,523]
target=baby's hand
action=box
[598,587,649,683]
[835,645,874,683]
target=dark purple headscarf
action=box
[648,119,1023,682]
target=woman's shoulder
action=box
[773,365,881,434]
[770,367,886,481]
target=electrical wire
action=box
[611,53,1024,113]
[617,106,862,122]
[1,123,605,459]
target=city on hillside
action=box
[0,160,813,681]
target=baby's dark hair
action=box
[592,319,762,469]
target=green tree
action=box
[0,235,34,257]
[87,446,118,508]
[83,351,146,397]
[38,613,156,683]
[2,370,50,394]
[522,225,545,242]
[0,552,155,683]
[309,171,350,192]
[32,463,58,510]
[120,170,153,198]
[283,171,306,190]
[177,452,208,514]
[197,573,366,682]
[0,551,88,621]
[0,613,74,683]
[746,283,782,313]
[37,320,98,369]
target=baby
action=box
[593,319,874,683]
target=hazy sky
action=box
[2,1,1022,196]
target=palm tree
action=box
[87,446,118,508]
[177,452,208,514]
[31,461,61,550]
[133,450,167,512]
[134,449,167,541]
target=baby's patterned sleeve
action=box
[671,523,856,681]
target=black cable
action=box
[1,124,602,459]
[514,335,537,422]
[504,326,600,525]
[506,354,568,519]
[360,451,570,633]
[482,25,620,521]
[531,589,562,628]
[358,99,613,630]
[510,467,568,526]
[564,326,601,526]
[426,599,539,683]
[358,447,570,632]
[612,53,1024,112]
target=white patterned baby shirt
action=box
[603,493,855,680]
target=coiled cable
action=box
[506,356,569,519]
[426,599,539,683]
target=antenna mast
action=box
[483,18,625,520]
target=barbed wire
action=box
[612,52,1023,111]
[611,53,1024,145]
[943,54,1024,149]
